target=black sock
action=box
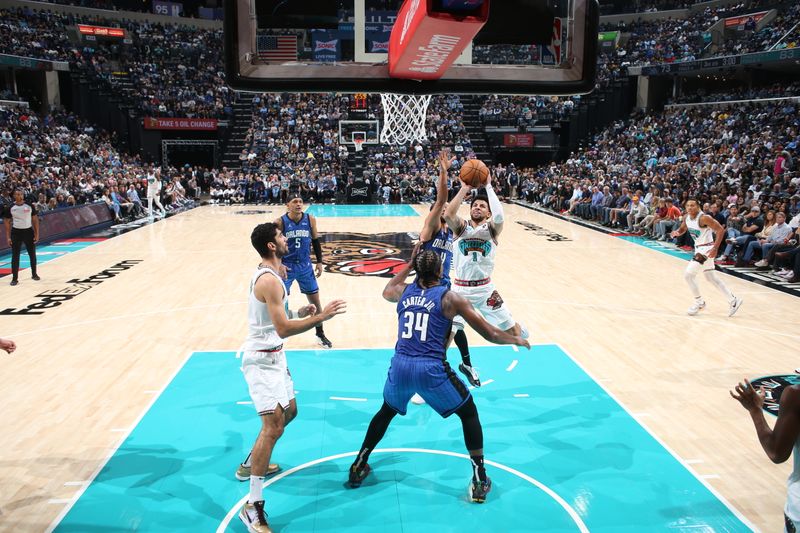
[470,455,486,482]
[315,325,324,336]
[454,329,471,367]
[353,447,371,469]
[355,403,396,467]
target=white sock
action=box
[704,271,734,301]
[249,475,265,504]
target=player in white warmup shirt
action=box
[237,222,346,533]
[146,168,166,220]
[670,199,742,317]
[443,170,528,385]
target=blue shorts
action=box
[283,261,319,295]
[383,355,470,418]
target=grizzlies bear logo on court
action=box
[321,232,414,278]
[750,373,800,415]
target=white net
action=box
[380,93,432,145]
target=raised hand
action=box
[438,149,455,172]
[320,300,347,321]
[729,379,766,412]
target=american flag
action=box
[257,35,298,62]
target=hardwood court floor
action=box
[0,203,798,532]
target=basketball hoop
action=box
[354,138,365,152]
[380,93,432,145]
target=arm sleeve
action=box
[485,184,504,225]
[312,238,323,263]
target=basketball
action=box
[459,159,489,187]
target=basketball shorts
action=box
[383,355,470,418]
[241,349,295,415]
[283,261,319,295]
[451,284,515,331]
[692,248,716,271]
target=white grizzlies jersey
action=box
[453,222,497,282]
[242,266,286,351]
[686,213,715,255]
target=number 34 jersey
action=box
[453,222,497,282]
[394,283,452,360]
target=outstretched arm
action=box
[258,274,346,338]
[670,216,688,238]
[484,173,505,236]
[444,183,469,236]
[731,381,800,464]
[420,150,454,242]
[442,291,529,349]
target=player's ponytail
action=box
[414,250,442,285]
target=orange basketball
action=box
[459,159,489,188]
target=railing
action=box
[769,20,800,50]
[0,99,29,108]
[665,95,800,109]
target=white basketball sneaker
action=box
[687,299,706,316]
[728,296,743,317]
[410,393,425,405]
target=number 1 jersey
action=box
[453,222,497,282]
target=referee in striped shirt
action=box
[3,189,40,286]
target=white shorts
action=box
[692,248,716,271]
[241,349,295,415]
[451,283,515,332]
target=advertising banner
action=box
[311,31,341,62]
[143,117,218,131]
[504,133,534,148]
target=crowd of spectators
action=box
[40,0,117,10]
[0,8,232,119]
[714,3,800,57]
[0,105,204,220]
[600,0,706,15]
[670,82,800,104]
[82,24,232,119]
[513,97,800,277]
[0,8,79,62]
[235,92,476,205]
[480,95,577,128]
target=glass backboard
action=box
[225,0,598,95]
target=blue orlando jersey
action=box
[421,227,453,284]
[282,213,312,264]
[395,283,452,360]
